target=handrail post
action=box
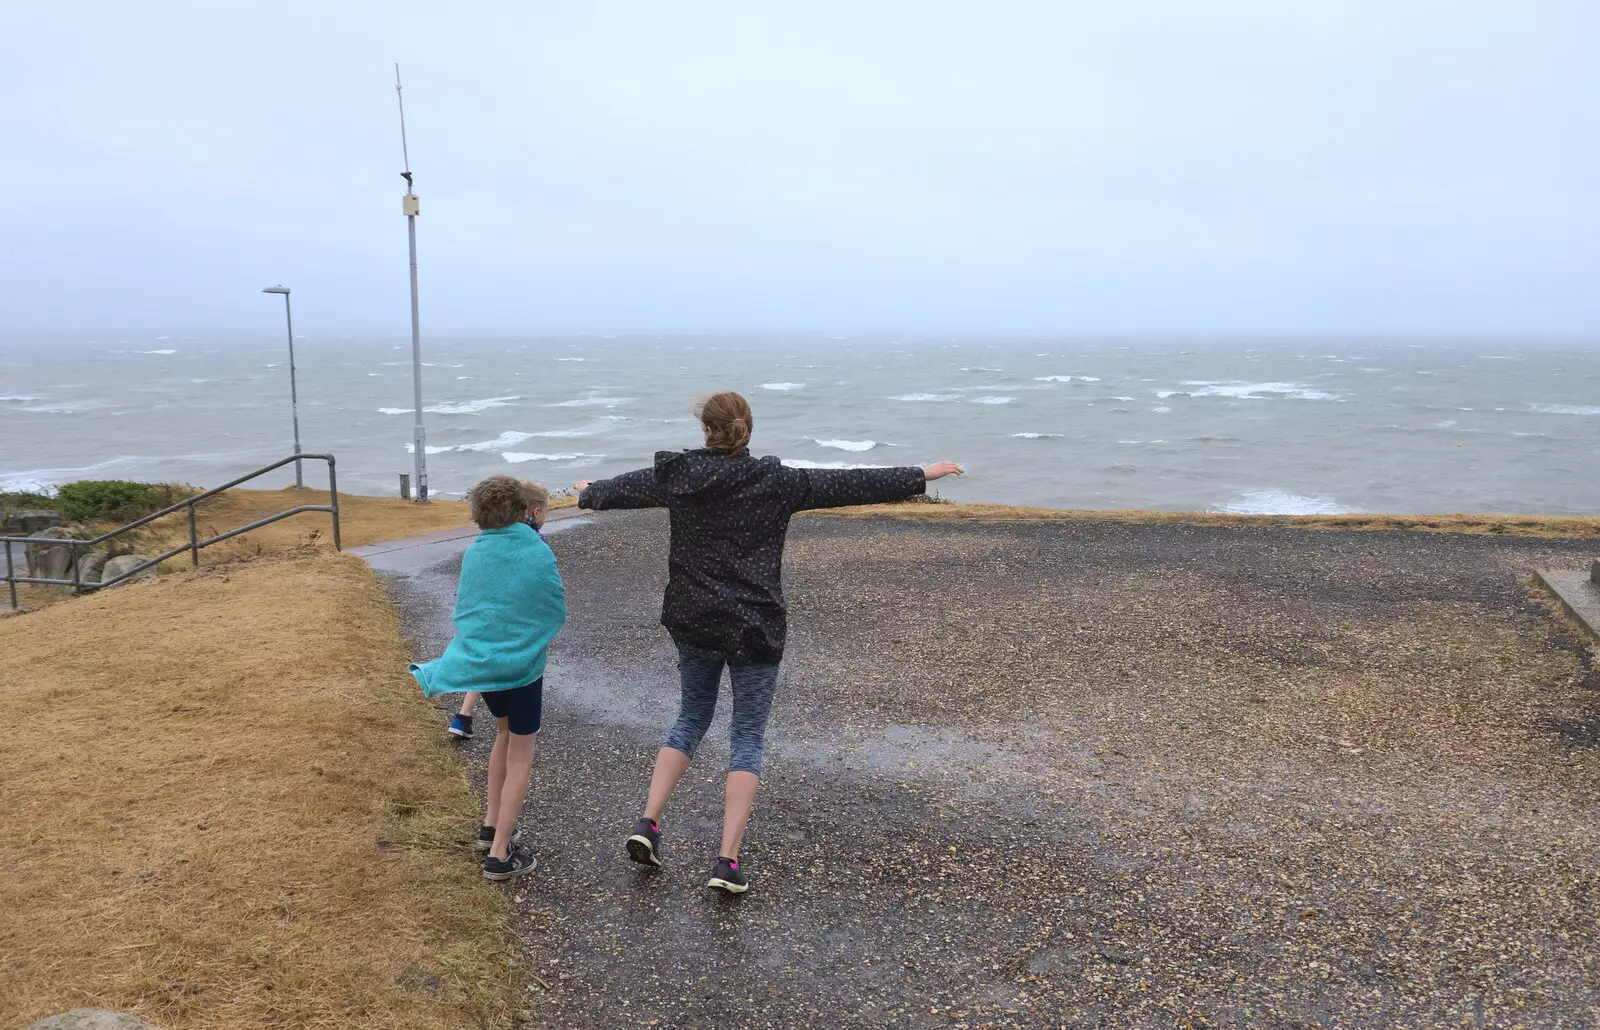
[71,540,82,596]
[5,540,15,611]
[327,456,342,551]
[188,504,200,567]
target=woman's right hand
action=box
[922,462,964,481]
[573,480,593,493]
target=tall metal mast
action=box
[396,63,428,502]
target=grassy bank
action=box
[0,552,519,1029]
[808,500,1600,538]
[8,487,575,611]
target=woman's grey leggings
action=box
[662,648,780,775]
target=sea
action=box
[1,333,1596,515]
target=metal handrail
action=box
[2,453,341,610]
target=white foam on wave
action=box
[810,438,876,452]
[0,457,143,494]
[1180,381,1341,401]
[404,444,457,455]
[380,396,519,416]
[556,357,589,362]
[1034,375,1102,383]
[781,458,891,470]
[552,396,631,408]
[960,366,1004,372]
[1012,432,1063,439]
[140,349,177,355]
[0,395,40,402]
[21,400,107,414]
[760,382,805,391]
[894,393,961,402]
[1530,403,1600,416]
[1212,489,1357,515]
[971,396,1015,405]
[0,475,58,495]
[499,454,595,463]
[531,426,604,438]
[460,431,537,452]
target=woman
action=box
[576,391,963,893]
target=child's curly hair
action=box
[469,474,532,529]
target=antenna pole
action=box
[395,63,427,502]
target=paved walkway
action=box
[374,511,1600,1029]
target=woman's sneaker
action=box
[706,856,748,894]
[483,847,537,881]
[448,714,474,739]
[626,817,663,868]
[474,824,523,852]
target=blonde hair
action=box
[520,479,549,512]
[469,475,531,529]
[695,391,753,454]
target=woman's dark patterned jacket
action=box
[578,448,926,662]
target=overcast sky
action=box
[2,1,1596,336]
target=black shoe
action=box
[483,847,537,881]
[474,824,523,852]
[627,816,663,868]
[706,856,748,894]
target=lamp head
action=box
[262,286,290,295]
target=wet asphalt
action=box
[380,511,1600,1030]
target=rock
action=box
[25,1010,166,1030]
[2,508,63,535]
[78,551,109,585]
[24,527,78,583]
[101,555,156,585]
[1592,560,1599,585]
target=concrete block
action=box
[1536,568,1600,643]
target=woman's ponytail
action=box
[695,391,754,454]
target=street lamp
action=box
[261,285,304,488]
[395,64,428,502]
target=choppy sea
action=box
[2,333,1596,515]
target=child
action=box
[411,476,566,881]
[445,486,549,741]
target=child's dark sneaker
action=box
[626,816,663,868]
[483,847,537,881]
[706,856,748,894]
[474,824,523,852]
[448,713,474,739]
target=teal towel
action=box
[409,523,567,697]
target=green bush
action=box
[53,481,195,524]
[0,491,56,514]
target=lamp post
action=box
[396,64,428,502]
[261,285,303,488]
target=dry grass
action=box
[6,488,576,613]
[143,487,573,562]
[0,552,521,1029]
[806,500,1600,538]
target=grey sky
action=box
[3,1,1595,336]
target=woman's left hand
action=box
[922,462,964,481]
[573,480,593,493]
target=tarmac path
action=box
[375,510,1600,1029]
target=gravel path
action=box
[383,511,1600,1029]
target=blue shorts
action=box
[480,678,544,736]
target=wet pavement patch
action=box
[380,510,1600,1029]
